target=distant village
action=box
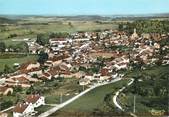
[0,28,169,117]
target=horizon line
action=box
[0,12,169,16]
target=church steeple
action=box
[131,28,139,40]
[134,28,137,34]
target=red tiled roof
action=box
[11,76,30,83]
[43,73,50,77]
[19,67,41,74]
[26,95,41,104]
[60,70,71,75]
[49,54,69,62]
[13,103,29,113]
[48,66,60,76]
[0,86,10,92]
[101,68,109,76]
[60,64,69,71]
[48,65,71,76]
[19,62,36,71]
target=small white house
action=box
[26,94,45,108]
[114,63,128,70]
[0,78,6,85]
[49,38,68,45]
[79,78,90,86]
[100,76,110,81]
[13,103,34,117]
[112,73,118,79]
[84,74,94,81]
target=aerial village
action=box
[0,28,169,117]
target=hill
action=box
[0,17,16,24]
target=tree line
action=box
[36,32,69,46]
[119,20,169,34]
[124,65,169,112]
[0,41,29,53]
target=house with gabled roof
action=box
[5,75,31,88]
[13,94,45,117]
[26,94,45,108]
[13,103,34,117]
[49,38,71,46]
[5,74,40,88]
[19,62,40,74]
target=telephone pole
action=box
[83,85,85,91]
[60,92,63,104]
[133,95,136,113]
[0,97,1,111]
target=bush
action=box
[0,98,13,110]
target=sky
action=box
[0,0,169,15]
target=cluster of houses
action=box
[129,29,169,66]
[13,94,45,117]
[0,28,169,116]
[1,29,169,87]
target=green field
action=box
[50,79,130,117]
[4,78,84,116]
[35,105,53,116]
[0,54,37,72]
[44,78,86,104]
[0,21,118,41]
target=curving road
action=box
[38,78,122,117]
[113,78,134,111]
[113,78,138,117]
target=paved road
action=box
[113,78,137,117]
[45,104,59,107]
[113,78,134,111]
[38,78,122,117]
[0,106,14,113]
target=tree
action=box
[36,34,49,46]
[3,64,11,74]
[26,85,35,94]
[13,86,23,93]
[124,20,169,34]
[0,97,13,110]
[118,24,124,31]
[57,76,64,82]
[8,44,17,52]
[96,57,105,67]
[16,42,29,53]
[8,33,17,38]
[132,75,141,94]
[37,51,48,64]
[49,32,69,38]
[90,66,100,74]
[0,42,6,52]
[68,22,73,27]
[79,66,87,72]
[32,74,38,78]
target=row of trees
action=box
[119,20,169,34]
[0,42,6,52]
[0,41,29,53]
[36,32,69,46]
